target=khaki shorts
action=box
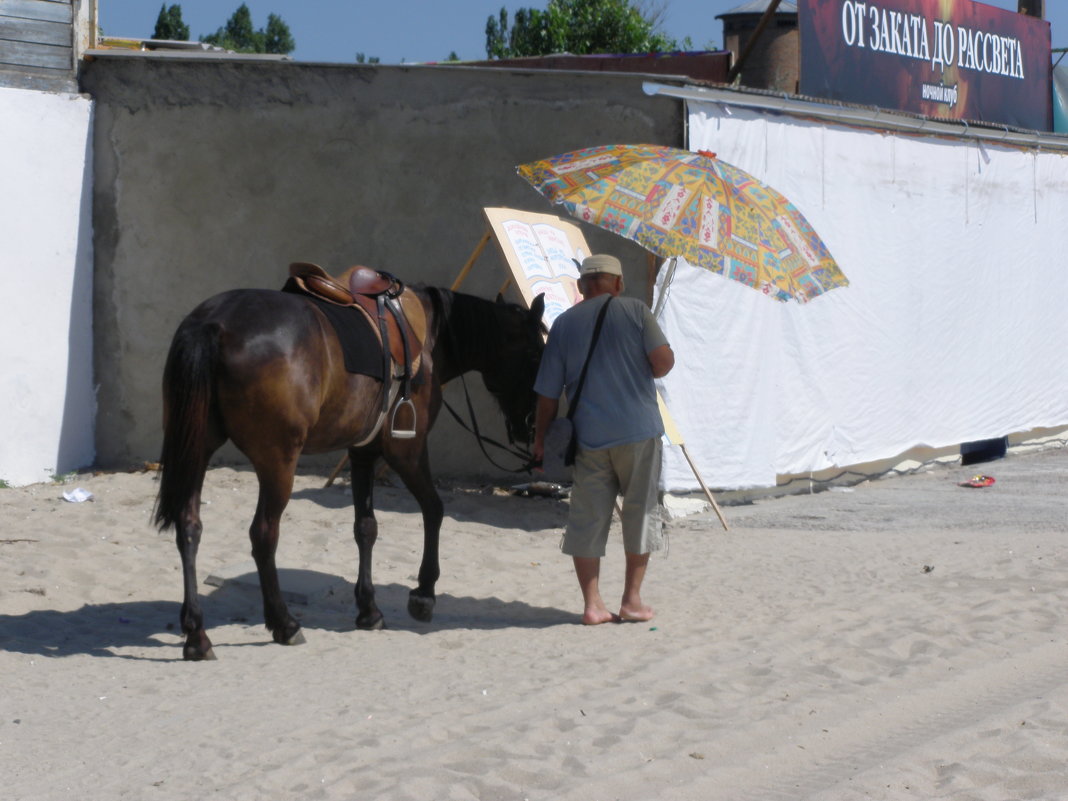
[562,437,664,558]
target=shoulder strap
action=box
[566,296,612,420]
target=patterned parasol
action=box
[517,143,848,303]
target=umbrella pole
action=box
[680,443,730,532]
[652,258,678,320]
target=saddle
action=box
[287,262,428,438]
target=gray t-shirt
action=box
[535,294,669,450]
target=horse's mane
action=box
[424,286,526,366]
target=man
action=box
[533,254,675,625]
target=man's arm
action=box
[647,344,675,378]
[532,394,560,468]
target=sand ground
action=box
[2,447,1067,800]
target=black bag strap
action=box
[566,296,612,421]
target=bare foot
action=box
[619,604,655,622]
[582,607,622,625]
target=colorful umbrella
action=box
[517,143,848,303]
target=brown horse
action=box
[154,283,546,660]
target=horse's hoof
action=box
[272,623,305,646]
[356,611,385,630]
[281,629,306,646]
[183,632,216,661]
[407,592,435,623]
[183,644,217,661]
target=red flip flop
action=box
[959,475,996,488]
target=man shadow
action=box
[0,569,572,661]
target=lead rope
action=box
[440,375,536,473]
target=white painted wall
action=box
[0,86,95,486]
[655,100,1068,491]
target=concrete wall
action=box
[79,56,682,478]
[0,84,95,486]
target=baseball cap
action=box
[579,254,623,276]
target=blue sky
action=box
[99,1,1066,65]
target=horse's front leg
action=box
[176,493,215,660]
[386,446,444,623]
[349,448,385,630]
[248,459,305,647]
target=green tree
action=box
[152,4,190,41]
[201,4,295,55]
[263,13,295,54]
[485,0,677,59]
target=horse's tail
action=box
[153,320,220,532]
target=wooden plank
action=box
[0,63,77,90]
[0,0,71,25]
[0,16,70,47]
[0,37,70,70]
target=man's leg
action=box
[565,447,618,625]
[573,556,620,625]
[620,551,654,622]
[613,438,662,622]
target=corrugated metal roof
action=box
[717,1,798,16]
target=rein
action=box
[440,378,536,473]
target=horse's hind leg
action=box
[248,456,305,646]
[385,446,444,623]
[349,448,385,630]
[176,491,216,661]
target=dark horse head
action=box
[431,289,546,448]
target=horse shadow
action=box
[0,569,573,661]
[291,481,569,531]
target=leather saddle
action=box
[288,262,428,438]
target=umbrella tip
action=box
[698,150,717,160]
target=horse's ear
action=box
[496,293,507,304]
[529,293,546,323]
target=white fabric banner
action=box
[656,102,1068,490]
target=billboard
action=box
[799,0,1052,131]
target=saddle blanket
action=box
[282,281,389,380]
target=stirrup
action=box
[390,398,417,439]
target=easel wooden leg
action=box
[451,229,493,291]
[325,454,349,487]
[681,443,729,531]
[325,455,392,488]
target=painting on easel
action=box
[482,207,590,330]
